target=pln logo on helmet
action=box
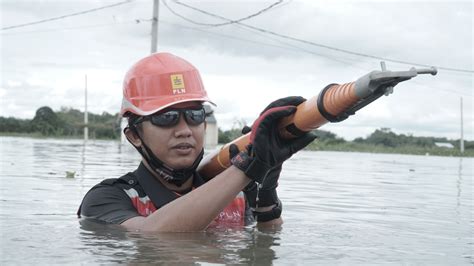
[170,74,186,95]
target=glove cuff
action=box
[257,188,279,207]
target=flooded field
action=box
[0,136,472,264]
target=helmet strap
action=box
[125,126,203,187]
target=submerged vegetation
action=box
[1,106,472,157]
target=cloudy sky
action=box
[1,0,472,140]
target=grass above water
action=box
[2,133,472,158]
[307,141,473,157]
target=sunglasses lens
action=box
[185,109,206,125]
[148,108,206,127]
[150,110,180,126]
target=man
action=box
[78,53,316,232]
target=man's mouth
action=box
[172,143,194,150]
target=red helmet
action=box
[121,53,215,116]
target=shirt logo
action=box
[170,74,186,94]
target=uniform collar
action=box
[134,162,205,209]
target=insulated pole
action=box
[84,75,89,141]
[150,0,159,53]
[460,97,464,153]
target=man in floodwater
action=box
[77,53,316,232]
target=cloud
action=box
[1,0,472,140]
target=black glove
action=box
[255,96,306,189]
[230,143,258,209]
[230,96,317,184]
[231,96,316,222]
[259,96,306,115]
[255,97,306,212]
[230,144,281,222]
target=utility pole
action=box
[84,75,89,141]
[150,0,159,53]
[460,97,464,153]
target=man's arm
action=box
[121,166,251,232]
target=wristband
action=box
[253,199,282,222]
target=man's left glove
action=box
[252,97,308,221]
[230,96,317,222]
[230,96,316,183]
[230,144,282,222]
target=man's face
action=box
[140,101,206,169]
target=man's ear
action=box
[124,127,142,147]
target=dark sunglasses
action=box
[135,107,207,127]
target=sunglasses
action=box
[135,107,207,127]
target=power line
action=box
[161,19,471,98]
[162,0,283,27]
[410,79,472,98]
[169,0,473,74]
[1,21,140,36]
[2,5,470,97]
[2,15,364,70]
[1,0,135,31]
[157,19,363,68]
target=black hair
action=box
[124,112,143,133]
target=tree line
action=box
[219,126,473,151]
[1,106,472,153]
[0,106,120,139]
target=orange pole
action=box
[198,82,359,180]
[197,66,437,180]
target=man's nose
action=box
[174,115,192,137]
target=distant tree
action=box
[0,117,31,133]
[355,128,442,148]
[464,140,474,150]
[312,129,345,144]
[312,129,338,140]
[31,106,63,136]
[364,128,399,147]
[218,128,243,144]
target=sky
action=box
[1,0,472,141]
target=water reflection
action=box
[457,157,463,209]
[1,137,473,265]
[79,219,279,264]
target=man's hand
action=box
[231,96,316,183]
[230,96,317,222]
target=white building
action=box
[204,105,218,148]
[434,142,454,148]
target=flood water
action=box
[0,136,472,265]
